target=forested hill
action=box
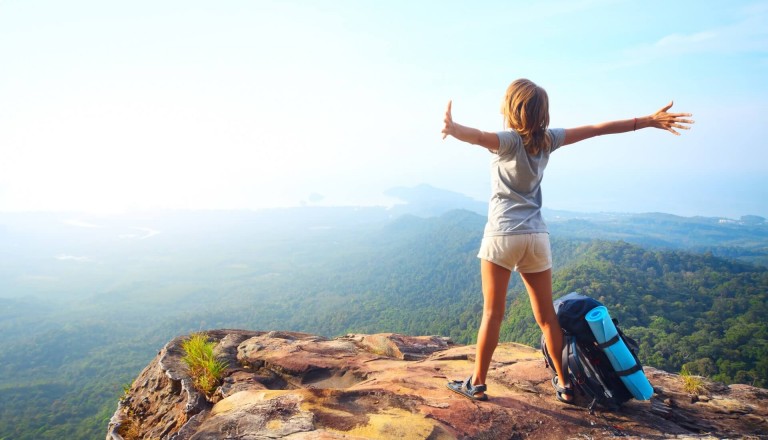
[502,240,768,387]
[546,210,768,267]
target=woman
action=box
[442,79,693,402]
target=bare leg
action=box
[520,269,571,400]
[471,259,512,398]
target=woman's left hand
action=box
[649,101,695,135]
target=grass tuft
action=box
[181,333,228,397]
[680,365,707,395]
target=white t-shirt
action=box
[483,128,566,237]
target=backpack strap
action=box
[596,334,621,350]
[615,364,643,377]
[562,335,571,379]
[594,331,644,377]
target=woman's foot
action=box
[552,376,575,404]
[447,376,488,401]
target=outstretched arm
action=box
[441,100,500,151]
[563,101,694,146]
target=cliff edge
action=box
[108,330,768,439]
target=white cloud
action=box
[55,254,93,262]
[654,31,718,50]
[657,13,767,54]
[118,227,160,240]
[63,219,103,228]
[603,5,767,70]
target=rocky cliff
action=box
[108,330,768,439]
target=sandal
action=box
[552,377,576,405]
[447,376,488,401]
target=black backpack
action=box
[541,292,642,412]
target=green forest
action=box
[0,208,766,439]
[500,240,768,386]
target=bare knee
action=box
[482,307,506,326]
[534,310,559,333]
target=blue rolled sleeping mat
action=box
[585,306,654,400]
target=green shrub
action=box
[181,333,228,396]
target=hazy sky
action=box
[2,0,767,217]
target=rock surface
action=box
[108,330,768,439]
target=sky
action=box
[1,0,767,218]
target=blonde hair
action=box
[501,79,551,155]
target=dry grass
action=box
[117,417,142,439]
[680,366,708,395]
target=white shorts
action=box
[477,233,552,273]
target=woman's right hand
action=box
[441,100,454,139]
[649,101,694,135]
[440,100,500,151]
